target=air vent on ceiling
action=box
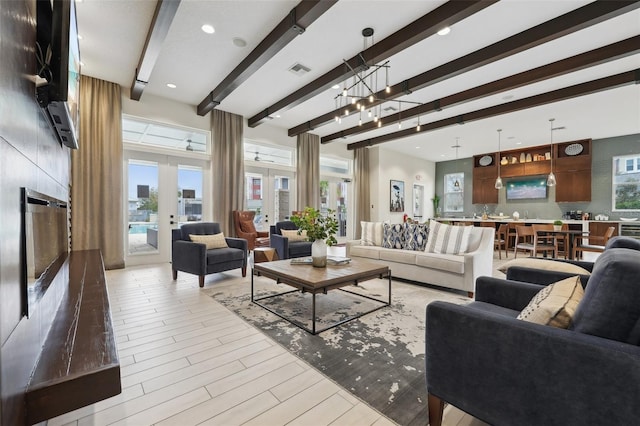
[288,62,311,76]
[383,106,397,112]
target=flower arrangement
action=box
[291,207,338,246]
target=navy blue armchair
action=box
[172,222,247,287]
[269,221,312,260]
[426,247,640,426]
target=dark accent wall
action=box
[0,1,71,423]
[435,134,640,220]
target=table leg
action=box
[312,293,316,335]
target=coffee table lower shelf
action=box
[251,260,391,335]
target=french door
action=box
[244,166,295,232]
[320,177,352,242]
[124,151,210,265]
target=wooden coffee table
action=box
[251,258,391,334]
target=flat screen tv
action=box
[506,177,548,201]
[36,0,81,149]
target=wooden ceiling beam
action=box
[346,69,640,150]
[197,0,337,116]
[248,0,497,128]
[322,35,640,143]
[130,0,181,101]
[293,0,640,137]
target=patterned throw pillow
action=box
[425,220,472,254]
[281,229,308,242]
[361,221,384,246]
[517,276,584,328]
[403,223,429,251]
[383,223,404,249]
[189,233,228,249]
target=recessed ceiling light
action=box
[331,84,340,90]
[437,27,450,36]
[77,34,83,40]
[274,114,281,118]
[79,61,85,67]
[201,24,215,34]
[415,146,421,149]
[232,37,247,47]
[166,83,176,89]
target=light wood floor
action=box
[49,247,598,426]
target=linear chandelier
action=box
[333,28,423,130]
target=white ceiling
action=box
[76,0,640,162]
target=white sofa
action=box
[346,226,494,297]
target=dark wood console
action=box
[25,249,121,425]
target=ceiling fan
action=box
[253,151,274,162]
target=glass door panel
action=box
[319,177,351,241]
[127,160,159,255]
[178,165,203,225]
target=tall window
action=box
[444,172,464,213]
[613,154,640,211]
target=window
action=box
[122,115,209,154]
[244,141,293,166]
[612,154,640,211]
[444,173,464,213]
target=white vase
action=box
[554,225,562,231]
[311,239,327,268]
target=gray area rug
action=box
[207,272,470,425]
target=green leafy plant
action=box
[291,207,338,246]
[553,220,563,226]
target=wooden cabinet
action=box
[472,153,498,204]
[554,139,592,202]
[472,138,592,204]
[589,221,619,238]
[472,177,498,204]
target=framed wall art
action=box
[390,180,405,212]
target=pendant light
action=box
[547,118,557,187]
[453,138,461,190]
[494,129,503,189]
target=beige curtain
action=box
[212,109,244,235]
[71,76,124,269]
[296,133,320,210]
[354,147,370,239]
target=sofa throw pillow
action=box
[361,221,384,246]
[281,229,308,242]
[239,219,256,234]
[190,233,228,249]
[517,276,584,328]
[497,258,591,275]
[425,220,472,255]
[403,223,429,251]
[383,223,404,249]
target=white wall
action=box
[369,147,436,222]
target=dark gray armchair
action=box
[172,222,247,288]
[269,221,312,260]
[506,236,640,286]
[426,247,640,426]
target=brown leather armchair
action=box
[232,210,269,251]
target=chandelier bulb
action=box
[398,122,402,129]
[385,85,390,94]
[369,95,374,102]
[338,117,342,124]
[494,176,503,190]
[344,109,349,116]
[378,120,382,128]
[368,110,372,118]
[373,115,378,122]
[342,88,347,97]
[361,105,365,112]
[352,98,356,105]
[358,118,362,126]
[416,124,421,131]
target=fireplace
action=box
[21,188,68,317]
